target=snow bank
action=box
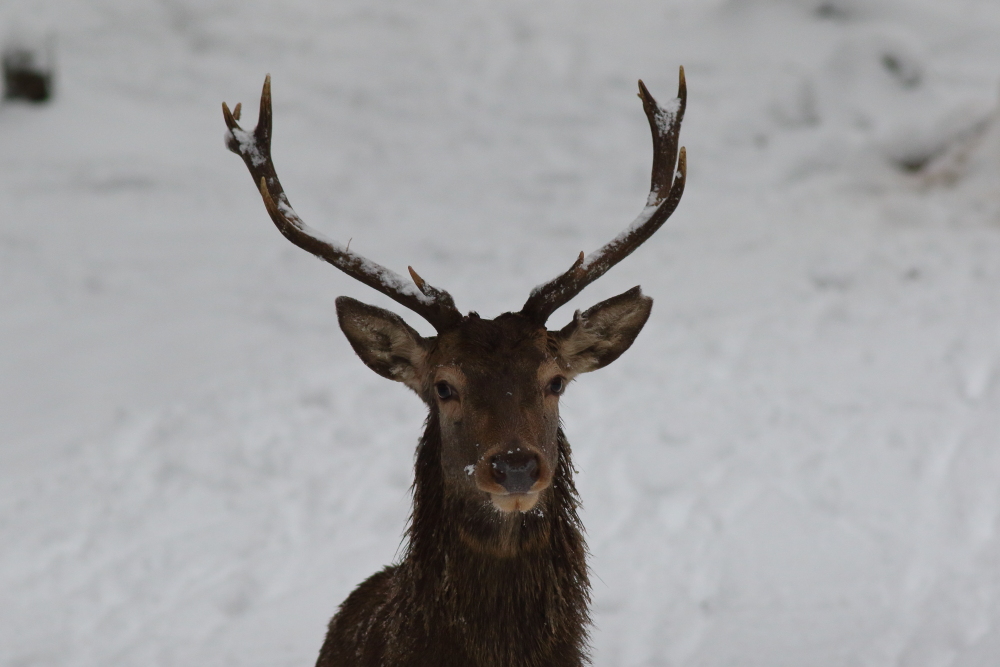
[3,0,1000,665]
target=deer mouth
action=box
[490,491,541,513]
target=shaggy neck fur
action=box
[316,413,591,667]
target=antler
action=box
[223,75,463,332]
[520,67,687,325]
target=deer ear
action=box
[556,286,652,374]
[336,296,430,392]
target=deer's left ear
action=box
[336,296,430,393]
[556,286,652,374]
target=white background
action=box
[3,0,1000,665]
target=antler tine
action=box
[223,76,463,332]
[520,66,688,325]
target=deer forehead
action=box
[427,317,557,377]
[430,355,562,384]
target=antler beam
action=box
[520,67,687,325]
[223,76,463,332]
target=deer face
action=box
[336,287,652,514]
[428,313,561,514]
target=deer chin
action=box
[490,491,541,513]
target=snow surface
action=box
[3,0,1000,665]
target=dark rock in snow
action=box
[3,45,53,103]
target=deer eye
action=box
[547,376,567,396]
[435,381,456,400]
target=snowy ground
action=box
[3,0,1000,665]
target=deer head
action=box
[222,70,686,517]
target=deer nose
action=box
[490,451,540,494]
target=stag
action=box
[223,68,686,667]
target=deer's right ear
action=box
[336,296,430,392]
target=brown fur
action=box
[317,295,651,667]
[316,416,589,667]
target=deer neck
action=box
[404,412,590,621]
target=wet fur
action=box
[315,413,590,667]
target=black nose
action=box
[490,451,540,494]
